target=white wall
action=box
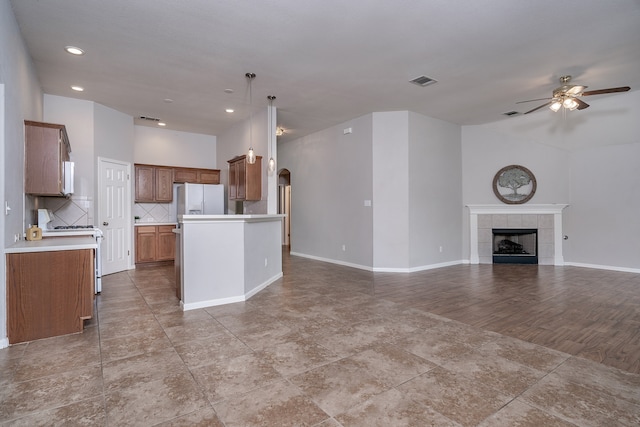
[133,126,216,168]
[95,102,134,165]
[408,112,462,268]
[279,114,374,269]
[1,0,44,347]
[372,112,410,268]
[461,90,640,270]
[44,95,95,199]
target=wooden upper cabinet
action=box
[155,167,173,202]
[24,121,72,196]
[174,167,220,184]
[134,164,174,202]
[227,155,261,201]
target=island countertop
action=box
[179,214,284,223]
[5,236,97,254]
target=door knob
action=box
[103,222,109,226]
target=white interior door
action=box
[99,157,130,275]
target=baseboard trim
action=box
[290,252,373,271]
[180,272,283,311]
[564,262,640,274]
[290,252,465,273]
[0,337,9,349]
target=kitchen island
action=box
[177,214,284,310]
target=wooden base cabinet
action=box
[135,225,176,264]
[7,250,94,344]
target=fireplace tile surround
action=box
[467,204,568,265]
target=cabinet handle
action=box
[103,222,109,226]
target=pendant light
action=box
[267,95,276,175]
[245,72,256,164]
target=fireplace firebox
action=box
[492,228,538,264]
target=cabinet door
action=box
[135,226,157,263]
[228,162,238,200]
[174,168,198,183]
[135,165,155,202]
[157,226,176,261]
[237,160,247,199]
[199,169,220,184]
[155,167,174,202]
[25,123,64,196]
[245,158,262,201]
[7,250,94,344]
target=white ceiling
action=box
[10,0,640,142]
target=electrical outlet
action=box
[342,244,346,251]
[439,246,443,253]
[264,258,268,267]
[14,233,20,242]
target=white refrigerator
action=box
[177,183,224,215]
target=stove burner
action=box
[54,225,95,230]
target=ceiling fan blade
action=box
[516,97,552,104]
[566,85,587,95]
[575,98,589,110]
[524,101,552,114]
[582,86,630,96]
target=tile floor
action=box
[1,254,639,426]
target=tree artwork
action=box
[492,165,537,204]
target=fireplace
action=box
[492,228,537,264]
[467,204,568,266]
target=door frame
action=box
[97,157,133,272]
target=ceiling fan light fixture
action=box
[549,100,562,112]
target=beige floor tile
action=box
[105,371,208,426]
[100,327,174,363]
[153,407,225,426]
[257,336,341,377]
[335,388,462,427]
[521,372,640,426]
[213,380,329,427]
[102,348,188,391]
[190,352,283,403]
[290,358,391,417]
[3,396,106,426]
[476,400,578,427]
[396,366,512,427]
[0,366,103,421]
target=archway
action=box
[278,169,291,249]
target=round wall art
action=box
[492,165,537,204]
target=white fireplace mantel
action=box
[467,204,569,265]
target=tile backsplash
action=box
[134,202,177,223]
[43,196,93,227]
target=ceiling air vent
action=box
[139,116,161,122]
[409,75,438,87]
[503,111,520,117]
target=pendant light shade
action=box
[246,72,256,164]
[267,95,276,175]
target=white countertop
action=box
[134,222,178,227]
[6,236,98,254]
[179,214,284,224]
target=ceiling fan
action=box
[517,75,630,114]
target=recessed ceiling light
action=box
[224,89,234,94]
[225,108,234,113]
[163,98,173,103]
[65,46,85,55]
[158,122,166,127]
[71,85,84,92]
